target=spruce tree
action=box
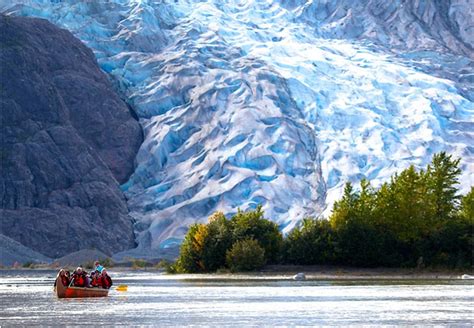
[459,187,474,222]
[426,152,461,220]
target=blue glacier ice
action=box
[2,0,472,258]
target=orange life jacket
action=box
[101,274,113,289]
[73,272,86,287]
[91,275,102,288]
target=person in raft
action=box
[100,269,113,289]
[94,261,104,273]
[90,270,102,288]
[71,267,88,287]
[55,269,70,287]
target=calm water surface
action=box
[1,270,473,326]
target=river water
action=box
[1,270,472,326]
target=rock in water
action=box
[0,15,143,258]
[293,273,306,281]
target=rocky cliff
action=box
[0,15,142,258]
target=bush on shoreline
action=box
[172,153,473,273]
[226,238,265,272]
[174,206,282,273]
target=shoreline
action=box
[2,264,472,280]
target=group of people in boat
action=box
[57,261,113,289]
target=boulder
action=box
[293,272,306,281]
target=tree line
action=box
[169,152,473,273]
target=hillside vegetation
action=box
[171,152,473,272]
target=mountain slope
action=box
[0,234,52,266]
[0,15,142,258]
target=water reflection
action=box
[1,270,473,326]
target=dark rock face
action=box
[0,15,143,258]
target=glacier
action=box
[2,0,473,257]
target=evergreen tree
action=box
[459,187,474,222]
[330,182,358,228]
[355,179,376,224]
[426,152,461,220]
[390,165,427,241]
[373,182,397,228]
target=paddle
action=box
[68,278,75,288]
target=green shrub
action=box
[131,258,147,269]
[226,238,265,272]
[175,224,206,273]
[231,205,283,263]
[176,212,233,273]
[82,257,113,270]
[334,221,404,267]
[22,261,35,268]
[200,212,233,271]
[174,208,283,273]
[101,258,114,268]
[284,218,336,265]
[156,260,177,274]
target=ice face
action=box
[3,0,472,254]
